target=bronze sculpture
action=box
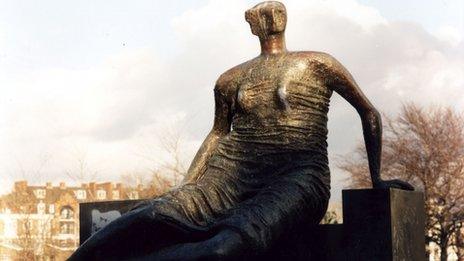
[70,1,413,260]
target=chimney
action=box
[59,182,66,190]
[14,181,28,192]
[116,183,124,199]
[46,182,52,189]
[102,182,112,192]
[89,182,96,192]
[100,182,112,198]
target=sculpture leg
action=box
[68,203,195,261]
[213,171,330,254]
[141,171,330,260]
[141,228,244,260]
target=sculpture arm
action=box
[183,85,231,184]
[325,54,413,190]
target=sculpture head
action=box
[245,1,287,40]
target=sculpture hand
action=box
[373,179,414,191]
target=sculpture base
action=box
[266,188,425,260]
[79,189,425,260]
[79,199,143,245]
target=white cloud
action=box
[288,0,387,30]
[434,25,463,46]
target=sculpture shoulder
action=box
[215,59,255,95]
[291,51,339,68]
[291,51,347,84]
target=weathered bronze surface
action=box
[70,1,413,260]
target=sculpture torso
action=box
[152,52,334,228]
[209,51,333,185]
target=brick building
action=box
[0,181,146,260]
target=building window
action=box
[37,201,46,215]
[49,204,55,214]
[129,191,139,199]
[0,220,4,235]
[75,189,86,200]
[96,190,106,200]
[60,206,74,219]
[35,189,46,199]
[60,222,74,234]
[19,220,33,234]
[112,191,120,200]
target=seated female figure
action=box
[70,1,413,260]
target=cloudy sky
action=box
[0,0,463,201]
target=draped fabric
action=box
[144,78,332,253]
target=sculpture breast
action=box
[236,80,289,114]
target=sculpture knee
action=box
[210,228,248,259]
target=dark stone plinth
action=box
[342,188,425,261]
[79,199,143,245]
[264,223,345,260]
[267,188,425,260]
[79,189,425,260]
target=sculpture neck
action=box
[259,34,287,55]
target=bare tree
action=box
[455,226,464,259]
[153,128,188,186]
[131,124,190,197]
[7,191,36,260]
[119,171,170,198]
[120,172,148,188]
[3,155,79,260]
[1,189,55,260]
[338,104,464,261]
[10,152,53,186]
[65,149,99,184]
[321,210,340,224]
